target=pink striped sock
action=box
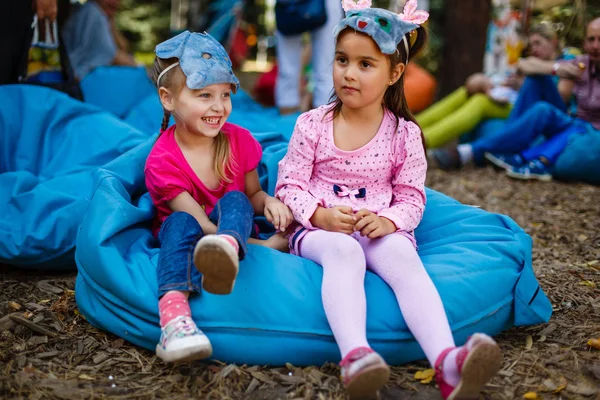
[218,234,239,253]
[159,291,191,327]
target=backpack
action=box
[275,0,327,36]
[22,16,83,101]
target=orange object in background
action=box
[253,61,437,112]
[404,62,437,114]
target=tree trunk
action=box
[439,0,492,97]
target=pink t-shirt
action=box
[275,105,427,253]
[145,123,262,236]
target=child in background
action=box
[145,31,292,364]
[275,1,502,398]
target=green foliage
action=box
[531,2,600,49]
[116,0,171,53]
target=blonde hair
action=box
[152,56,236,184]
[529,23,559,42]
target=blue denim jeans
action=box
[507,75,567,122]
[471,104,589,165]
[156,190,254,297]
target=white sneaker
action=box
[156,316,212,363]
[194,235,239,295]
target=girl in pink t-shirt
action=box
[145,31,292,364]
[275,2,501,399]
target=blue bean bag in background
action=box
[80,66,156,119]
[553,127,600,185]
[0,85,149,269]
[75,133,552,366]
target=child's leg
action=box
[416,86,469,129]
[156,211,212,363]
[301,230,389,398]
[358,234,454,365]
[300,230,369,357]
[195,191,254,294]
[359,234,501,398]
[423,94,511,149]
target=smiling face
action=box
[160,71,233,139]
[333,29,403,111]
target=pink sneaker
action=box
[193,235,239,295]
[340,347,390,400]
[434,333,502,400]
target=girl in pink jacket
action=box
[275,1,502,399]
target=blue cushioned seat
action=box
[0,85,148,269]
[75,134,552,366]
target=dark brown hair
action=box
[327,27,428,147]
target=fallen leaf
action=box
[540,378,558,392]
[8,301,21,310]
[37,281,63,294]
[523,391,539,399]
[78,374,95,381]
[525,335,533,350]
[588,338,600,350]
[553,376,567,393]
[566,381,598,396]
[579,280,597,288]
[414,369,435,384]
[590,364,600,380]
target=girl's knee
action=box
[326,232,363,253]
[303,231,365,265]
[220,190,252,211]
[159,212,202,242]
[531,101,556,116]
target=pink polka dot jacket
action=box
[275,105,427,254]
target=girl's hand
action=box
[354,209,396,239]
[310,206,356,234]
[264,197,293,232]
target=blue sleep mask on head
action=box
[155,31,240,92]
[334,0,428,57]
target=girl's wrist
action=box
[380,216,397,234]
[309,206,325,228]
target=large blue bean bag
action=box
[0,85,149,269]
[553,126,600,185]
[80,66,156,119]
[75,133,552,366]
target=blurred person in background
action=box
[62,0,137,80]
[0,0,58,85]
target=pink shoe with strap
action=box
[340,347,390,400]
[435,333,503,400]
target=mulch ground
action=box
[1,166,599,400]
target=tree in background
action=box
[438,0,491,97]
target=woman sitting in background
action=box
[417,23,578,149]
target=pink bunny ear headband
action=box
[334,0,429,58]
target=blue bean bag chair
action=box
[75,132,552,366]
[80,66,156,119]
[553,126,600,185]
[0,85,149,269]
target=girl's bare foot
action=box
[265,232,289,252]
